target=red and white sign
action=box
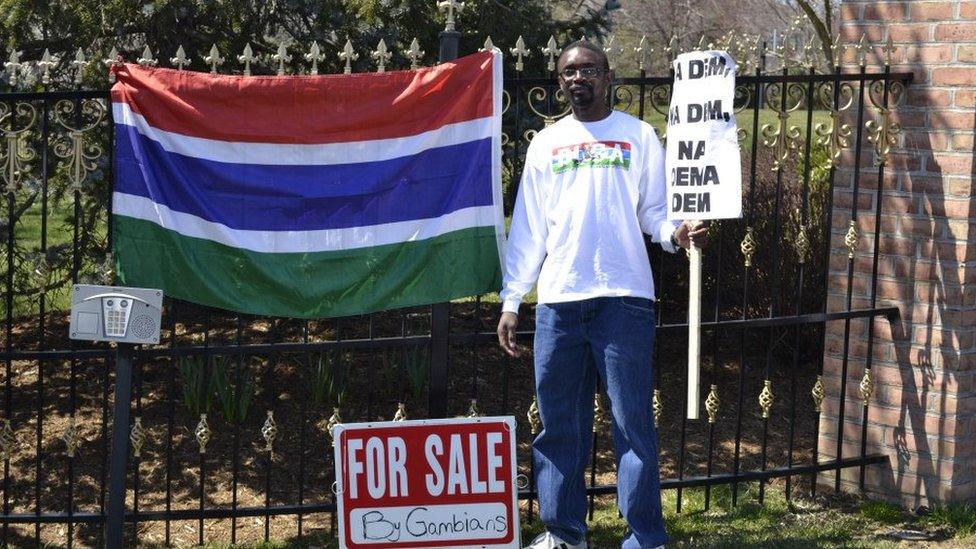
[334,416,519,549]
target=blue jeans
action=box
[533,296,667,548]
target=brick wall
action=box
[821,0,975,507]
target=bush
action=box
[176,354,254,422]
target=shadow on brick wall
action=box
[880,82,973,507]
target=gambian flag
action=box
[110,51,504,318]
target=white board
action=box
[666,51,743,221]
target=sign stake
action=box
[687,225,702,419]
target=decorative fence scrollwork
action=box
[814,82,855,168]
[866,79,906,167]
[52,99,106,193]
[0,102,38,195]
[761,81,804,171]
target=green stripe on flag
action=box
[113,215,502,318]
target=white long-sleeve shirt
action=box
[500,110,678,314]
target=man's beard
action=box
[568,84,595,108]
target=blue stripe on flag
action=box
[114,124,494,231]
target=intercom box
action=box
[69,285,163,344]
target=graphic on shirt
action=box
[551,141,632,174]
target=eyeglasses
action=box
[559,67,604,79]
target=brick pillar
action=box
[820,0,976,507]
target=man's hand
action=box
[673,220,709,250]
[497,312,520,357]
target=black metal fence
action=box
[0,24,910,548]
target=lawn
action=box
[525,485,975,548]
[4,191,97,318]
[179,484,976,548]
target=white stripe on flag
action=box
[112,102,494,166]
[113,192,497,254]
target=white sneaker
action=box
[523,531,587,549]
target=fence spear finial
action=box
[480,36,497,53]
[71,48,87,85]
[103,46,120,83]
[38,48,56,84]
[238,43,257,76]
[372,38,392,73]
[305,41,325,75]
[510,35,529,73]
[830,37,841,69]
[4,49,22,86]
[856,33,867,68]
[803,36,816,69]
[171,45,189,70]
[137,45,157,67]
[340,38,358,74]
[542,35,558,73]
[635,35,647,72]
[273,41,292,76]
[437,1,465,33]
[404,38,424,69]
[204,44,224,74]
[666,35,678,62]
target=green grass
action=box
[664,503,884,548]
[155,484,976,548]
[3,188,108,319]
[923,504,976,537]
[5,198,79,318]
[859,500,906,525]
[520,485,905,548]
[521,484,976,548]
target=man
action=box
[497,41,706,549]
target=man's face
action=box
[556,47,610,110]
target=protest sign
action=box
[666,51,742,221]
[666,51,743,419]
[334,417,519,549]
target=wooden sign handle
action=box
[687,221,703,420]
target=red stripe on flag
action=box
[111,51,495,144]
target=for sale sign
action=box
[333,416,519,549]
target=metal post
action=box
[428,26,461,419]
[105,344,134,548]
[439,30,460,63]
[429,304,450,418]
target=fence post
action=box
[428,20,462,420]
[105,344,134,548]
[438,27,460,63]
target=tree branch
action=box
[796,0,834,68]
[824,0,833,38]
